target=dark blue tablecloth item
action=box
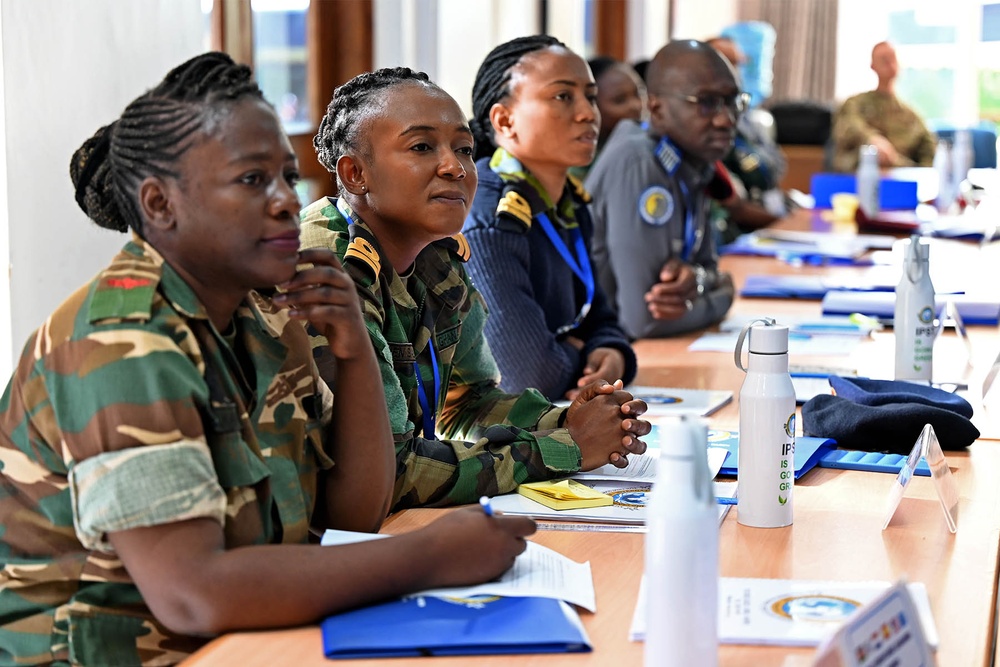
[802,376,979,453]
[828,376,974,418]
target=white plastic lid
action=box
[749,323,789,354]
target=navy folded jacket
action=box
[802,377,979,452]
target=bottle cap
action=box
[749,322,789,354]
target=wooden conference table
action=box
[184,211,1000,667]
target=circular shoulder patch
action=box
[637,186,673,226]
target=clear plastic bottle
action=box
[856,144,881,218]
[894,235,935,381]
[933,140,954,213]
[952,130,973,207]
[735,320,795,528]
[644,417,717,667]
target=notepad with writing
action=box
[322,595,591,658]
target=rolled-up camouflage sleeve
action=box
[378,294,581,510]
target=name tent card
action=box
[812,580,935,667]
[882,424,959,533]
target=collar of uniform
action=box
[338,208,468,313]
[126,234,212,321]
[489,147,579,229]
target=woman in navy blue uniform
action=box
[463,35,636,402]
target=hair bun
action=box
[69,122,128,232]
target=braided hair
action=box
[470,34,566,160]
[70,51,263,234]
[314,67,436,192]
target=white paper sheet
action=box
[320,530,596,612]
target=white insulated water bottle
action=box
[894,235,935,381]
[644,417,718,667]
[735,320,795,528]
[857,144,881,218]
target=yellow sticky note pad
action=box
[517,479,614,511]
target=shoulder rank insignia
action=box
[567,173,593,203]
[496,190,533,229]
[450,233,471,262]
[344,236,381,280]
[88,258,160,324]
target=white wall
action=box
[671,0,738,41]
[377,0,542,116]
[627,0,671,63]
[0,0,204,375]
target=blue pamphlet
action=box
[710,430,835,479]
[321,595,591,659]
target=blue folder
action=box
[711,430,835,479]
[321,595,591,658]
[709,429,931,477]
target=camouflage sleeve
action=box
[912,121,938,167]
[372,293,580,510]
[70,440,226,552]
[833,95,879,150]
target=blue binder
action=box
[321,595,591,659]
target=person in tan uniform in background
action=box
[832,41,937,172]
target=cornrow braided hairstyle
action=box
[470,34,565,160]
[70,51,263,234]
[314,67,434,192]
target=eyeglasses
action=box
[670,92,751,118]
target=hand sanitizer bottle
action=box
[644,417,717,667]
[735,320,795,528]
[856,144,881,218]
[894,235,935,381]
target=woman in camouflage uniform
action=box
[0,52,534,666]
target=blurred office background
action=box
[0,0,997,378]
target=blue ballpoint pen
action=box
[479,495,494,517]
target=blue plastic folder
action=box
[810,173,919,209]
[711,431,835,479]
[321,595,591,658]
[709,430,931,477]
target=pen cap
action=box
[748,322,789,355]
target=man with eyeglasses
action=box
[586,40,738,339]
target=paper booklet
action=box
[321,530,596,613]
[629,577,938,649]
[488,479,736,527]
[554,386,732,418]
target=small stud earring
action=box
[361,185,367,193]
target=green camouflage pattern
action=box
[832,91,937,172]
[300,197,581,511]
[0,236,333,665]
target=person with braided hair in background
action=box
[0,52,537,666]
[461,35,637,402]
[301,66,650,512]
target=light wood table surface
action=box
[184,212,1000,666]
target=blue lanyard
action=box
[655,136,698,262]
[677,181,696,262]
[413,339,440,440]
[535,212,594,335]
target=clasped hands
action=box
[564,379,650,470]
[644,257,700,320]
